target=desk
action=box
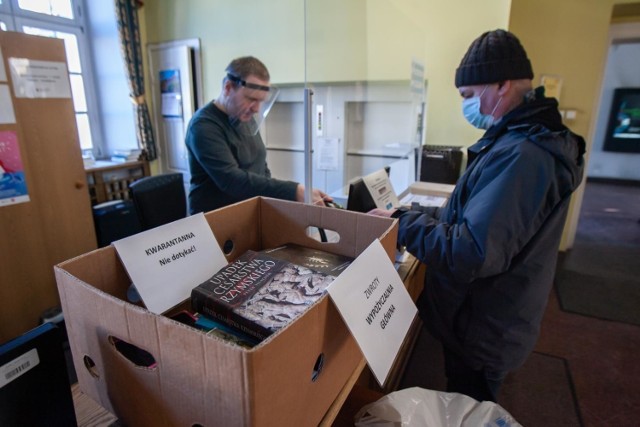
[85,160,150,205]
[71,255,425,426]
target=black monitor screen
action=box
[346,167,390,213]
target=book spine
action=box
[191,288,271,341]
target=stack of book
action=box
[190,244,353,345]
[110,148,142,163]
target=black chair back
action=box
[129,173,187,230]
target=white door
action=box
[148,39,203,183]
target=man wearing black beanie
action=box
[370,29,586,402]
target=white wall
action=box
[588,22,640,180]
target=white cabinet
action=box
[261,80,426,197]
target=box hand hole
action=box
[222,239,234,255]
[83,355,100,378]
[305,226,341,243]
[108,335,157,369]
[311,353,325,382]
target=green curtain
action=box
[114,0,157,160]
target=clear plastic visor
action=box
[227,74,280,135]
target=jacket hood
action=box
[479,87,586,191]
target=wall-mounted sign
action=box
[8,58,71,98]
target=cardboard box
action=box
[55,197,397,426]
[397,181,455,209]
[401,181,455,199]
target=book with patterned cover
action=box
[191,249,337,342]
[261,243,353,276]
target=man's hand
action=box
[296,184,333,205]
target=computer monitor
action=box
[346,166,391,213]
[0,322,77,426]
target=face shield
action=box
[226,73,280,136]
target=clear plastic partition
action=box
[262,0,427,205]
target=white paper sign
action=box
[316,137,340,171]
[112,213,228,314]
[328,240,418,386]
[363,169,400,210]
[8,58,71,98]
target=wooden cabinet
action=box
[85,160,150,205]
[0,32,98,343]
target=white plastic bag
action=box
[355,387,522,427]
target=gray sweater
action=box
[185,102,298,214]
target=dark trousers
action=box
[442,347,505,402]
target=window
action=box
[1,0,101,154]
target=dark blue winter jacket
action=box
[397,87,585,373]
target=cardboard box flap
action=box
[259,197,397,260]
[57,246,130,299]
[205,197,262,259]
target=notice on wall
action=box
[0,85,16,124]
[112,213,228,314]
[316,137,340,171]
[327,239,418,386]
[8,58,71,98]
[0,131,30,207]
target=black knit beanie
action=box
[455,29,533,88]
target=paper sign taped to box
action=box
[328,239,418,386]
[112,213,228,314]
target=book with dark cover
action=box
[191,250,336,342]
[261,243,354,276]
[194,315,259,349]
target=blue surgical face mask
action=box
[462,85,501,130]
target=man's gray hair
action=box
[225,56,270,82]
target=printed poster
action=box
[0,131,30,207]
[160,69,182,118]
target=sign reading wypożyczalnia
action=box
[327,239,417,386]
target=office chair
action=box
[129,173,187,230]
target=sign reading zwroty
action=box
[327,240,418,386]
